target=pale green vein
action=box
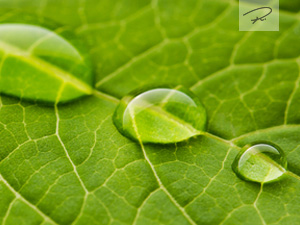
[0,40,92,95]
[190,64,234,90]
[202,131,236,147]
[54,104,89,195]
[0,174,57,225]
[230,124,300,142]
[17,157,63,193]
[219,205,245,225]
[184,147,233,209]
[91,159,145,194]
[77,4,152,33]
[284,59,300,124]
[191,57,300,90]
[35,171,73,207]
[182,38,200,81]
[27,32,56,53]
[132,188,160,225]
[229,30,253,65]
[95,39,168,87]
[72,190,88,225]
[77,115,111,167]
[233,77,259,130]
[20,103,31,141]
[92,193,113,224]
[92,90,119,104]
[2,198,17,225]
[130,107,196,225]
[95,2,233,88]
[0,52,7,81]
[140,142,196,224]
[253,184,266,225]
[151,0,168,39]
[274,20,300,58]
[1,139,32,163]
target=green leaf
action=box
[0,0,300,225]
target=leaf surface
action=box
[0,0,300,224]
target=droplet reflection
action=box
[232,142,287,183]
[113,86,207,144]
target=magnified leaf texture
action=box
[0,0,300,224]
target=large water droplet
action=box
[0,23,93,103]
[113,86,207,144]
[232,142,287,183]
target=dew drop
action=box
[232,142,287,183]
[0,23,93,103]
[113,86,207,144]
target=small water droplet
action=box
[232,142,287,183]
[113,86,207,144]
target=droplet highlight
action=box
[113,86,207,144]
[0,23,93,103]
[232,142,287,183]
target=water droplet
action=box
[232,142,287,183]
[0,23,93,103]
[113,86,207,144]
